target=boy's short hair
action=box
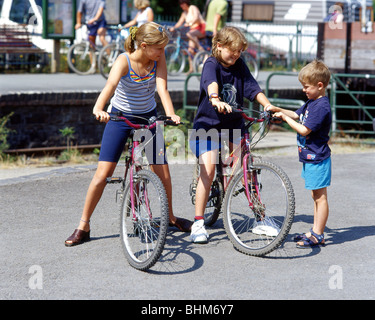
[298,59,331,87]
[212,26,248,62]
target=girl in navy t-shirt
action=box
[189,26,274,244]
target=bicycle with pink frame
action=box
[107,113,179,271]
[190,108,295,256]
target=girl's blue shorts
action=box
[189,128,242,158]
[301,157,331,190]
[99,108,167,164]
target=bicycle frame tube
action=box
[129,141,137,220]
[241,132,259,209]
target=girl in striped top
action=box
[65,22,192,247]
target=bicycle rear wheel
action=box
[190,161,223,227]
[67,42,96,75]
[223,159,295,256]
[193,50,210,73]
[120,169,169,271]
[241,51,259,80]
[98,43,124,79]
[165,44,185,75]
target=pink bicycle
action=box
[190,108,295,256]
[107,113,178,270]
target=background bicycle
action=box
[190,108,295,256]
[165,28,210,76]
[107,113,179,271]
[98,25,128,79]
[67,25,104,75]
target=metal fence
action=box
[331,73,375,137]
[227,21,318,70]
[265,71,375,138]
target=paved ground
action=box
[1,142,374,301]
[1,71,374,302]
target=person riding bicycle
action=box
[266,59,332,249]
[65,22,192,247]
[123,0,154,28]
[170,0,206,74]
[188,26,276,244]
[75,0,108,49]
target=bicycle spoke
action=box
[223,160,295,256]
[120,170,168,270]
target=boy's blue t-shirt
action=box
[295,96,332,163]
[193,56,262,130]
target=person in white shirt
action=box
[124,0,154,28]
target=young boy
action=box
[266,59,332,248]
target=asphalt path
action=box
[1,150,375,301]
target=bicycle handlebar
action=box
[215,106,275,123]
[109,113,181,129]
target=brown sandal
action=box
[65,229,91,247]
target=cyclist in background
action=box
[75,0,108,49]
[123,0,154,28]
[170,0,206,74]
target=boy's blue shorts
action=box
[99,108,167,164]
[301,157,331,190]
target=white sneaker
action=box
[252,217,280,237]
[190,219,209,244]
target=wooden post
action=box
[51,39,60,73]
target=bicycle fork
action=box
[242,153,265,220]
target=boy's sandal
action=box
[296,229,325,249]
[293,228,318,242]
[293,232,308,242]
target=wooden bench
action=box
[0,24,48,70]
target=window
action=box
[9,0,42,24]
[242,1,274,22]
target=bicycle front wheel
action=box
[223,160,295,256]
[241,51,259,80]
[165,44,185,76]
[98,43,124,79]
[120,169,169,271]
[67,42,96,75]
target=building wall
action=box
[230,0,373,23]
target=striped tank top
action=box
[108,53,156,114]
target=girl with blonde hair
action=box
[65,22,192,247]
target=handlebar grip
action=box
[165,120,184,126]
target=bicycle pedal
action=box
[106,177,123,184]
